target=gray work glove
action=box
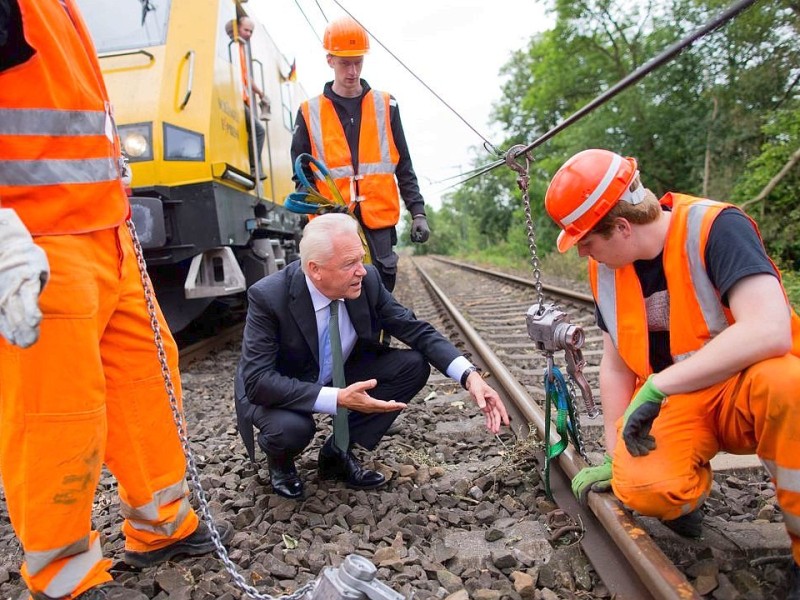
[410,214,429,243]
[0,209,49,348]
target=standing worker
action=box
[291,15,430,292]
[0,2,232,599]
[545,148,800,597]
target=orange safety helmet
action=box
[545,149,642,252]
[323,16,370,57]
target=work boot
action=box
[74,582,149,599]
[20,582,149,600]
[123,520,234,569]
[662,507,704,538]
[788,562,800,600]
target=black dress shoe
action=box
[268,454,304,499]
[318,447,386,490]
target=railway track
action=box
[0,256,791,600]
[179,323,246,369]
[407,255,792,600]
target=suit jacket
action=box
[240,260,461,413]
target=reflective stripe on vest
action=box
[0,108,106,136]
[596,264,618,346]
[682,201,730,355]
[0,0,128,235]
[305,93,396,181]
[0,157,118,186]
[302,90,400,228]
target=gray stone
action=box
[435,570,464,593]
[444,520,551,570]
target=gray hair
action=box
[299,214,359,272]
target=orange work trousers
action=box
[0,223,198,598]
[612,354,800,564]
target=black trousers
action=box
[251,345,430,457]
[361,224,398,292]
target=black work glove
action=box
[410,214,429,243]
[621,375,666,457]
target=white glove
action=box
[119,154,132,187]
[0,209,49,348]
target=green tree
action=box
[440,0,799,260]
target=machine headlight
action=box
[118,123,153,161]
[163,123,205,161]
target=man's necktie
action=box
[329,301,350,453]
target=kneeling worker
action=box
[545,148,800,596]
[237,213,509,498]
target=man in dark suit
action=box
[237,213,509,498]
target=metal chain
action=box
[504,145,545,310]
[505,148,591,461]
[126,220,315,600]
[564,377,588,460]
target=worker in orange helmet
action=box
[0,2,232,599]
[545,148,800,597]
[291,15,430,292]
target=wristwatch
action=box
[460,366,479,390]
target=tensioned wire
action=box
[295,0,762,193]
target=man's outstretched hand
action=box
[337,379,407,413]
[465,371,510,434]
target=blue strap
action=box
[542,367,579,500]
[294,152,333,189]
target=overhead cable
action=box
[508,0,762,161]
[443,0,762,187]
[293,0,323,44]
[329,0,500,156]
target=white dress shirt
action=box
[305,277,474,414]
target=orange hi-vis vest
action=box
[589,193,800,381]
[301,90,400,229]
[238,42,251,105]
[0,0,128,235]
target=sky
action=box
[251,0,552,209]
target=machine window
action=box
[76,0,172,53]
[280,81,293,132]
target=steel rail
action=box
[178,323,245,369]
[431,256,594,305]
[412,258,700,600]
